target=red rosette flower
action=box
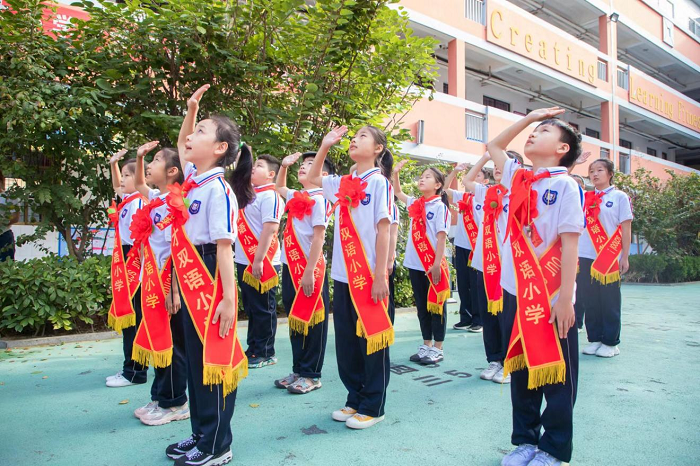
[337,175,368,209]
[408,197,427,221]
[584,191,604,218]
[286,191,315,220]
[128,205,154,256]
[484,185,507,219]
[457,194,472,214]
[165,182,190,226]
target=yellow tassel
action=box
[309,308,325,327]
[527,363,566,390]
[487,298,503,315]
[427,302,443,315]
[131,344,153,367]
[258,275,279,294]
[242,271,259,290]
[151,348,173,369]
[108,313,135,334]
[503,354,527,379]
[590,268,621,286]
[288,315,310,336]
[356,319,366,338]
[365,327,395,355]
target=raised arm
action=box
[178,84,211,169]
[391,159,410,205]
[276,152,302,199]
[135,141,159,198]
[308,125,347,187]
[487,107,565,173]
[108,149,127,198]
[463,153,490,193]
[444,162,469,199]
[568,151,591,174]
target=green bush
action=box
[626,254,700,283]
[0,254,112,336]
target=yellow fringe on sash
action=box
[288,309,325,336]
[503,356,566,390]
[242,270,279,293]
[427,290,450,315]
[108,313,135,334]
[131,344,173,369]
[203,357,249,398]
[366,327,395,355]
[487,297,503,315]
[590,269,621,286]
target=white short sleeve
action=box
[501,158,520,191]
[312,196,328,228]
[557,180,585,235]
[437,202,450,235]
[207,181,236,242]
[260,191,282,224]
[372,177,391,226]
[474,183,487,204]
[618,191,634,223]
[184,162,196,179]
[322,175,341,203]
[148,189,161,201]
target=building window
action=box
[585,128,600,139]
[662,152,668,160]
[619,139,632,149]
[619,153,631,175]
[647,148,657,157]
[617,68,629,90]
[464,0,486,25]
[465,111,485,142]
[597,60,608,81]
[601,148,610,159]
[442,82,449,94]
[483,96,510,112]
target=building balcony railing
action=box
[465,111,486,142]
[465,0,485,25]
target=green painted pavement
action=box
[1,284,699,466]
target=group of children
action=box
[105,82,632,466]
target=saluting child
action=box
[105,152,147,388]
[235,154,285,369]
[392,160,451,365]
[274,151,333,394]
[579,158,632,358]
[489,108,584,466]
[307,125,394,430]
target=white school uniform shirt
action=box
[578,186,633,260]
[182,163,239,246]
[118,192,143,246]
[470,183,511,272]
[499,158,584,304]
[280,188,330,265]
[147,189,173,270]
[452,190,472,250]
[322,167,393,284]
[403,196,450,272]
[234,183,284,266]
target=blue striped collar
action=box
[354,167,381,180]
[595,185,615,194]
[532,166,568,177]
[192,167,225,186]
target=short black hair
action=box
[121,159,137,175]
[536,118,582,168]
[257,154,282,181]
[302,151,335,175]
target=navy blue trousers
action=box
[408,268,447,342]
[577,258,622,346]
[333,280,390,418]
[454,246,476,325]
[281,265,330,378]
[120,244,148,384]
[182,249,237,456]
[236,262,279,359]
[150,299,188,408]
[502,291,579,463]
[475,269,504,362]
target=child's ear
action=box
[214,141,228,157]
[322,170,329,177]
[557,142,570,158]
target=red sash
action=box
[107,194,143,333]
[457,193,479,264]
[237,185,280,293]
[584,191,623,284]
[166,180,247,396]
[129,197,175,368]
[408,196,450,315]
[503,168,566,389]
[482,185,507,315]
[335,175,394,354]
[283,191,326,335]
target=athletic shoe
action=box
[287,377,322,394]
[134,400,158,419]
[480,361,502,381]
[527,450,562,466]
[453,322,471,331]
[468,324,483,333]
[501,444,537,466]
[175,447,232,466]
[582,341,602,355]
[166,434,200,460]
[274,373,299,389]
[248,355,277,369]
[331,406,357,422]
[493,367,511,384]
[419,347,444,365]
[409,344,430,362]
[106,373,137,388]
[106,371,123,382]
[595,344,620,358]
[345,414,385,430]
[141,402,190,426]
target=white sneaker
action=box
[480,361,502,380]
[582,341,602,355]
[595,344,620,358]
[140,402,190,426]
[134,401,158,419]
[345,414,385,430]
[106,373,136,388]
[409,344,430,362]
[419,347,444,365]
[106,371,123,382]
[527,450,562,466]
[493,367,511,384]
[331,406,357,422]
[502,444,537,466]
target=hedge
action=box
[626,254,700,283]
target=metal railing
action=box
[465,0,485,25]
[465,111,485,142]
[597,60,608,82]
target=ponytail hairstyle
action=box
[209,115,255,207]
[427,167,450,210]
[160,147,184,185]
[362,125,393,180]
